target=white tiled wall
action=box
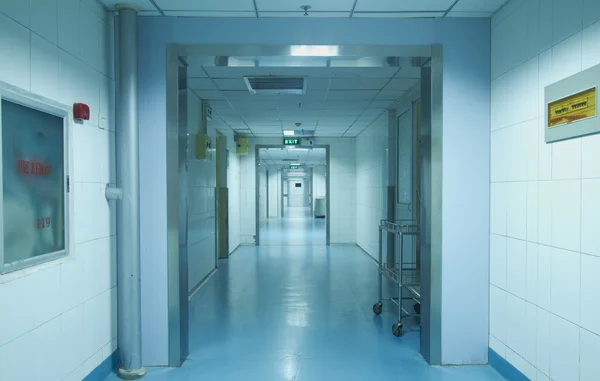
[0,0,116,380]
[239,137,356,244]
[356,113,388,259]
[490,1,600,380]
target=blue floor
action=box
[106,216,505,381]
[260,207,326,246]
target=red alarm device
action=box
[73,103,90,121]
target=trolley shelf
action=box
[372,220,421,337]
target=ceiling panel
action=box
[385,78,419,91]
[163,11,256,17]
[333,67,400,78]
[250,127,282,133]
[213,78,248,91]
[368,100,395,109]
[99,0,157,11]
[193,65,417,137]
[306,78,331,91]
[323,101,371,109]
[354,0,454,12]
[352,12,445,17]
[314,131,344,136]
[268,67,336,77]
[188,78,218,90]
[328,77,391,90]
[282,122,317,128]
[138,10,163,16]
[255,0,355,11]
[326,90,379,101]
[395,67,422,79]
[204,67,272,78]
[99,0,503,17]
[193,90,226,100]
[153,0,255,11]
[376,90,407,100]
[452,0,507,12]
[446,11,493,17]
[229,100,278,108]
[259,11,350,17]
[207,100,231,109]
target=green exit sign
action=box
[284,138,300,146]
[290,165,299,169]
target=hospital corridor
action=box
[0,0,598,381]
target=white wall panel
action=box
[491,1,600,376]
[0,1,116,379]
[355,114,387,258]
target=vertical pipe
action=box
[116,5,145,379]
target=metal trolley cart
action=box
[372,220,421,337]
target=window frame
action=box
[0,83,71,274]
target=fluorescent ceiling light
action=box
[290,45,339,57]
[287,148,309,152]
[283,130,295,136]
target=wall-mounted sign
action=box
[290,165,299,169]
[547,87,596,128]
[284,138,300,146]
[545,63,600,143]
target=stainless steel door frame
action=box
[419,46,443,366]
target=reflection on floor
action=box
[106,245,504,381]
[260,206,326,246]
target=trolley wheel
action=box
[414,303,420,315]
[373,302,383,315]
[392,322,403,337]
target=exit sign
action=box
[290,165,299,169]
[284,138,300,146]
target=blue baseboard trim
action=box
[83,349,119,381]
[488,348,529,381]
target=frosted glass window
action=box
[1,99,66,273]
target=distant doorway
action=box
[256,145,329,246]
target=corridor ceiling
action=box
[98,0,508,18]
[188,63,417,137]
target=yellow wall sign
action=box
[548,87,597,128]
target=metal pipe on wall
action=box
[115,4,145,379]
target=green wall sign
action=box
[290,165,299,169]
[283,138,300,146]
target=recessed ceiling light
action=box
[283,130,295,136]
[290,45,339,57]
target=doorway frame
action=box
[254,144,330,246]
[161,43,442,368]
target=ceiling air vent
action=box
[243,76,307,95]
